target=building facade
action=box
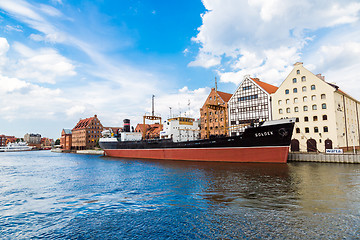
[72,115,103,150]
[24,133,41,144]
[60,129,72,151]
[0,135,16,146]
[160,117,200,142]
[134,123,162,139]
[228,75,278,136]
[200,88,232,139]
[272,62,360,152]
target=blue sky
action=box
[1,0,360,139]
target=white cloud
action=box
[10,42,76,84]
[191,0,360,90]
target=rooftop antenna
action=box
[178,102,181,117]
[215,76,218,92]
[152,94,155,116]
[188,99,191,116]
[169,107,172,118]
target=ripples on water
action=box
[0,151,359,239]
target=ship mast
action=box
[143,95,162,139]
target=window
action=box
[314,127,319,133]
[323,115,327,120]
[294,97,298,103]
[304,116,309,122]
[286,108,290,113]
[323,126,329,132]
[296,128,300,133]
[243,86,252,90]
[321,94,326,99]
[322,103,327,109]
[311,85,316,90]
[293,78,297,83]
[297,70,300,74]
[294,107,299,112]
[286,99,290,104]
[285,89,289,94]
[304,106,308,111]
[302,86,307,92]
[278,100,282,105]
[305,127,309,133]
[209,97,212,100]
[279,109,283,114]
[293,88,298,93]
[311,95,316,101]
[301,76,306,81]
[239,94,258,101]
[312,104,317,110]
[303,96,308,102]
[313,116,318,121]
[295,117,299,122]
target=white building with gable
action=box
[272,62,360,152]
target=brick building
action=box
[0,135,16,146]
[135,123,162,139]
[41,138,54,149]
[72,115,103,150]
[60,129,72,150]
[200,88,232,139]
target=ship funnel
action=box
[123,119,130,132]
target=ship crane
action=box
[143,95,162,139]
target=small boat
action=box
[99,118,295,163]
[0,142,33,152]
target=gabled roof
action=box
[73,116,95,130]
[63,129,72,134]
[251,77,278,94]
[217,90,232,102]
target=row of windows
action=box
[292,76,306,83]
[295,126,329,134]
[279,104,327,113]
[238,94,258,101]
[243,86,252,90]
[204,118,224,123]
[203,110,224,116]
[279,94,326,105]
[295,115,328,122]
[285,85,316,94]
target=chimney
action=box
[316,74,325,81]
[293,62,303,66]
[94,114,97,118]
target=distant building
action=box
[0,135,16,146]
[60,129,72,150]
[24,133,41,144]
[135,123,162,139]
[200,88,232,139]
[272,62,360,152]
[160,117,200,142]
[72,115,103,150]
[228,75,278,136]
[41,138,54,149]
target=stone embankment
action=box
[288,153,360,163]
[51,149,104,155]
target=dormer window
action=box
[297,70,300,74]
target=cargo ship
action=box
[99,118,295,163]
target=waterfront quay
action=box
[1,151,359,239]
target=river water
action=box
[0,151,359,239]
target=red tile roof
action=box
[73,117,95,130]
[251,77,278,94]
[217,90,232,102]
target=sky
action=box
[0,0,360,139]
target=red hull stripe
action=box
[104,146,290,163]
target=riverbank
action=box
[51,149,104,155]
[288,152,360,163]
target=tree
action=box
[55,139,60,145]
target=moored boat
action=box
[0,142,33,152]
[99,118,295,163]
